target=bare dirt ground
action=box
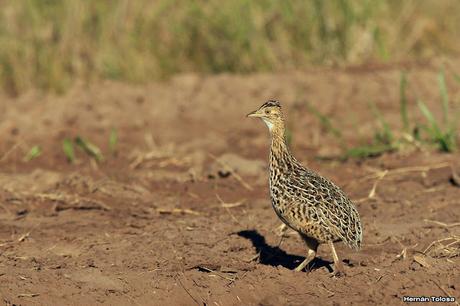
[0,59,459,305]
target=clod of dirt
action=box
[209,153,266,178]
[16,209,28,217]
[449,167,460,187]
[69,269,124,291]
[49,243,83,258]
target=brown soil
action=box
[0,60,459,305]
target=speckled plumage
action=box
[248,100,362,275]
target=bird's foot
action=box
[294,262,308,272]
[330,266,346,278]
[294,251,316,272]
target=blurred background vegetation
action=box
[1,0,459,95]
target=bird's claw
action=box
[330,269,346,278]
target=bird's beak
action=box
[247,110,262,118]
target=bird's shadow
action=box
[237,230,332,273]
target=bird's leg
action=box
[275,223,288,247]
[275,223,287,237]
[294,248,316,272]
[328,241,345,277]
[294,235,318,272]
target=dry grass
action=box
[1,0,460,95]
[423,236,460,258]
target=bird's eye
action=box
[265,109,270,114]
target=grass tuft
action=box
[23,145,42,162]
[341,68,459,158]
[344,144,394,159]
[305,102,343,140]
[415,69,457,152]
[62,139,75,163]
[400,72,409,132]
[342,101,397,159]
[109,128,118,156]
[417,99,456,152]
[75,136,104,162]
[369,101,394,145]
[438,69,450,124]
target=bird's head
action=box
[247,100,284,132]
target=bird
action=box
[247,100,362,276]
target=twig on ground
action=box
[432,280,460,306]
[221,201,245,208]
[424,219,460,228]
[368,170,388,198]
[198,266,237,282]
[176,276,201,305]
[157,208,200,216]
[413,254,431,268]
[187,192,200,200]
[215,194,245,208]
[17,232,30,242]
[35,193,112,211]
[355,169,388,203]
[245,252,261,263]
[318,283,335,297]
[393,237,418,261]
[375,273,389,283]
[0,142,23,162]
[216,194,242,225]
[17,293,39,298]
[129,143,178,169]
[355,162,452,183]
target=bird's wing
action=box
[288,170,362,250]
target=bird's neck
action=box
[269,123,293,167]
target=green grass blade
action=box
[305,102,342,139]
[442,131,456,152]
[75,136,104,162]
[454,73,460,84]
[109,128,118,155]
[24,145,41,161]
[438,69,449,124]
[368,101,393,144]
[399,71,409,131]
[416,99,456,152]
[62,138,75,163]
[344,143,394,159]
[417,99,442,138]
[373,26,389,60]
